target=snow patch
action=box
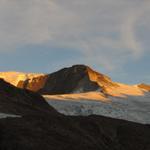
[0,113,21,119]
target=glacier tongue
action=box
[44,91,150,124]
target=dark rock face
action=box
[0,79,58,116]
[38,65,118,95]
[39,65,101,95]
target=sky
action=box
[0,0,149,84]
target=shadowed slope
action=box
[0,79,58,116]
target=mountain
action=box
[0,65,150,124]
[0,65,118,95]
[0,79,149,150]
[0,65,149,96]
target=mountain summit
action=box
[38,65,118,95]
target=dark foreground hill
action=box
[0,79,149,150]
[0,79,58,116]
[0,115,150,150]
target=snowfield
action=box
[44,91,150,124]
[0,72,44,86]
[0,113,21,119]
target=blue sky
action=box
[0,0,149,84]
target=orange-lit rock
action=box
[17,75,48,92]
[138,83,150,91]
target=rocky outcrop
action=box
[17,75,48,92]
[138,83,150,91]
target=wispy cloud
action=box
[0,0,149,71]
[120,1,150,58]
